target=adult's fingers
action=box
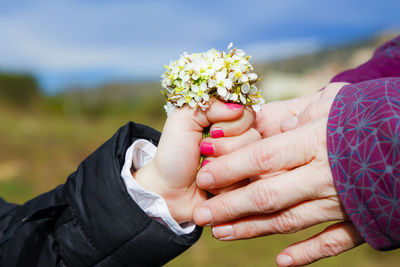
[281,82,349,132]
[207,179,251,196]
[201,158,252,196]
[194,163,333,226]
[255,93,320,137]
[200,128,261,157]
[197,118,327,189]
[280,101,320,132]
[211,198,345,240]
[210,108,255,138]
[281,99,330,132]
[276,221,364,267]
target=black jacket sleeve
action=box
[0,122,202,267]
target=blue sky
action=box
[0,0,399,93]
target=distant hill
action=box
[0,72,41,108]
[0,32,397,112]
[62,32,397,103]
[255,33,397,99]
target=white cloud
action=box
[0,0,398,91]
[0,0,228,75]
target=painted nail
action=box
[224,103,243,110]
[212,225,233,240]
[211,128,224,138]
[195,207,212,226]
[201,159,210,167]
[276,255,293,267]
[197,172,214,188]
[200,142,214,155]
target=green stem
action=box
[198,126,210,170]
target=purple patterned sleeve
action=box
[330,36,400,84]
[327,78,400,250]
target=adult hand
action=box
[194,118,364,266]
[255,82,349,137]
[280,82,349,132]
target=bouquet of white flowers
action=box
[161,42,265,115]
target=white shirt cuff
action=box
[120,139,196,235]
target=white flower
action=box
[239,74,249,83]
[192,84,210,102]
[250,84,258,94]
[164,102,176,115]
[252,104,261,112]
[161,43,264,115]
[214,69,233,98]
[241,83,250,94]
[235,49,246,57]
[248,73,258,81]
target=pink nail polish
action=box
[211,128,224,138]
[201,159,210,167]
[224,103,243,110]
[200,142,214,155]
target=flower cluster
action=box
[161,42,265,115]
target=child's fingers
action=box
[206,100,245,123]
[200,128,261,157]
[210,108,255,138]
[201,158,250,196]
[167,100,244,133]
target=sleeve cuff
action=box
[121,139,196,235]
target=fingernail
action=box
[197,172,215,188]
[211,128,224,138]
[195,207,212,226]
[282,116,298,131]
[201,159,210,167]
[200,142,214,155]
[212,225,233,240]
[276,254,293,267]
[224,103,243,110]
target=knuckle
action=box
[215,197,236,220]
[236,219,259,238]
[250,183,278,213]
[271,210,298,234]
[296,248,316,265]
[298,108,311,125]
[249,128,262,141]
[318,172,335,194]
[251,142,272,172]
[299,102,319,125]
[318,237,343,257]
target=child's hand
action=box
[134,101,260,223]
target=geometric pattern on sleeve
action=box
[327,77,400,250]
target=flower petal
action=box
[241,83,250,94]
[248,73,258,81]
[217,87,227,97]
[252,104,261,112]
